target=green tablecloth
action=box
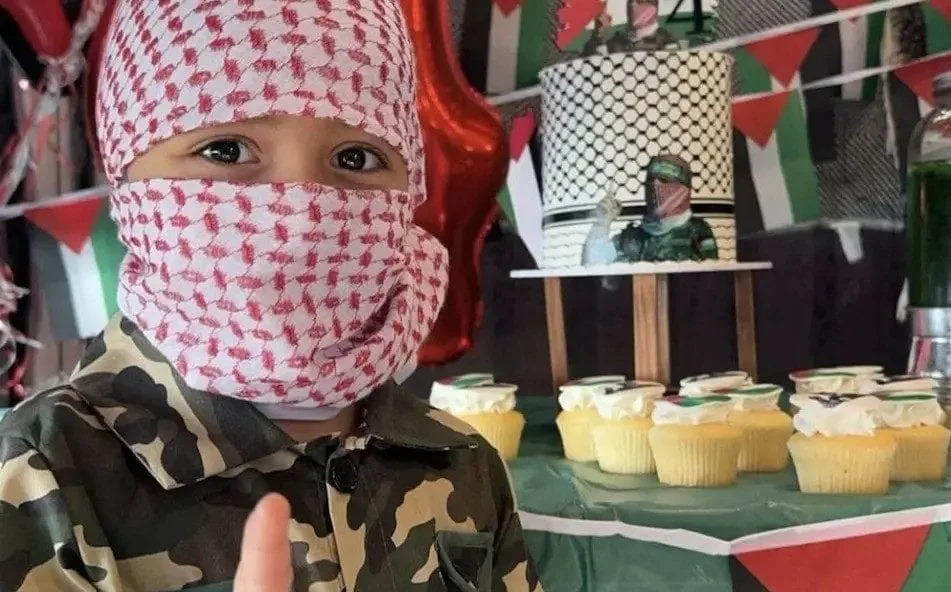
[509,397,951,592]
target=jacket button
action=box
[328,455,359,494]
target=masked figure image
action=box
[613,154,718,262]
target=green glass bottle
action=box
[907,72,951,401]
[908,79,951,307]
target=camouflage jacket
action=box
[614,217,718,262]
[0,317,542,592]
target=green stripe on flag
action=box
[733,46,772,93]
[497,185,517,232]
[516,0,551,89]
[89,202,124,318]
[775,92,821,222]
[900,523,951,591]
[862,12,887,100]
[924,5,951,54]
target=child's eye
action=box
[197,139,256,165]
[334,146,386,172]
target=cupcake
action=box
[857,375,939,395]
[789,366,884,394]
[648,396,743,487]
[430,378,525,460]
[721,384,793,472]
[680,371,751,396]
[556,376,626,461]
[876,393,950,482]
[590,381,666,474]
[787,394,896,494]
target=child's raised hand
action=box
[234,494,293,592]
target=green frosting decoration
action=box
[677,396,730,407]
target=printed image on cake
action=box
[538,50,735,269]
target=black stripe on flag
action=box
[28,226,80,341]
[733,131,766,235]
[803,0,843,164]
[458,0,493,93]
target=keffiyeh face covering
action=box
[96,0,448,409]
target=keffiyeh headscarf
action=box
[96,0,448,409]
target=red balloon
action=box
[0,0,71,57]
[401,0,508,365]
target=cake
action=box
[538,51,735,268]
[876,392,950,482]
[430,377,525,460]
[648,396,743,487]
[680,371,751,396]
[787,394,896,495]
[590,381,666,474]
[721,384,793,472]
[788,366,884,394]
[556,376,627,461]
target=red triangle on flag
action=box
[510,111,537,161]
[732,91,792,148]
[494,0,522,16]
[931,0,951,22]
[894,54,951,106]
[25,196,106,254]
[829,0,870,9]
[736,525,929,592]
[745,27,820,87]
[556,0,606,49]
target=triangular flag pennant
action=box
[931,0,951,22]
[901,524,951,591]
[494,0,522,16]
[894,54,951,106]
[556,0,606,49]
[509,111,536,160]
[744,27,820,87]
[736,525,929,592]
[25,196,107,254]
[732,91,792,148]
[829,0,870,10]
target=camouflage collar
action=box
[70,317,477,490]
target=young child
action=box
[0,1,542,590]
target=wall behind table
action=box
[404,227,909,396]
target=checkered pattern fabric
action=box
[97,0,448,407]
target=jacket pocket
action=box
[435,531,494,592]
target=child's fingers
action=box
[234,494,293,592]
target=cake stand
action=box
[511,262,773,388]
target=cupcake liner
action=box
[729,411,794,473]
[457,411,526,460]
[592,418,655,475]
[648,425,743,487]
[788,433,896,495]
[556,409,601,462]
[881,426,951,482]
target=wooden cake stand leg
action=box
[734,270,758,381]
[633,274,671,385]
[544,277,569,390]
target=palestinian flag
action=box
[27,194,125,340]
[732,43,822,232]
[497,110,544,265]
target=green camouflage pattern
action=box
[614,217,718,262]
[0,317,542,591]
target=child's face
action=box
[125,114,409,191]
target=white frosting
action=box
[878,394,946,428]
[680,371,750,396]
[789,366,884,394]
[791,395,881,437]
[558,375,626,410]
[858,376,940,395]
[722,384,782,412]
[430,374,495,402]
[430,383,517,414]
[593,382,666,419]
[651,397,733,426]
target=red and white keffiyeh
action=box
[96,0,448,408]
